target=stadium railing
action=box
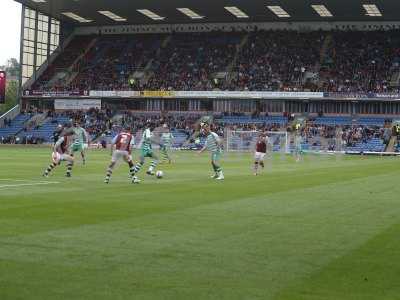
[0,105,20,128]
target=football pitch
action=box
[1,147,400,300]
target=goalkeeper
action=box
[198,123,224,180]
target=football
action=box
[52,151,61,163]
[156,170,163,178]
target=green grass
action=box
[0,147,400,300]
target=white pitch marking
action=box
[0,181,60,189]
[0,179,34,182]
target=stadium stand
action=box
[145,32,241,91]
[70,35,162,91]
[312,116,352,126]
[18,115,70,143]
[33,36,95,92]
[0,114,31,142]
[228,31,323,91]
[25,30,400,93]
[320,31,400,93]
[0,110,392,153]
[216,115,288,125]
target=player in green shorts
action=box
[131,122,159,181]
[160,123,174,164]
[294,124,303,162]
[70,121,90,165]
[198,123,224,180]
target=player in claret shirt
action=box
[253,133,267,176]
[104,127,138,184]
[43,130,75,178]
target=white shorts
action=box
[254,151,266,161]
[52,152,72,164]
[111,150,132,163]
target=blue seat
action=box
[0,114,31,138]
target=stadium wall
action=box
[20,97,400,116]
[74,21,400,36]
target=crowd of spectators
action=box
[341,125,390,147]
[0,135,19,144]
[2,118,12,127]
[144,32,241,91]
[227,31,322,91]
[47,108,114,139]
[2,105,399,151]
[320,31,400,93]
[30,30,400,94]
[111,112,203,141]
[69,35,160,91]
[299,122,390,150]
[33,36,94,92]
[0,135,45,145]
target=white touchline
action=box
[0,181,60,189]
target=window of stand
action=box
[21,6,60,85]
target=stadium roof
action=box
[15,0,400,26]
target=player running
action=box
[130,122,159,181]
[71,121,90,165]
[43,131,74,177]
[104,127,138,184]
[160,124,174,164]
[198,123,224,180]
[253,133,267,175]
[294,124,303,162]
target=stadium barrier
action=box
[0,105,20,127]
[23,90,400,100]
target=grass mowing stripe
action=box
[0,148,399,300]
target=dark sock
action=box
[44,162,57,175]
[105,168,112,182]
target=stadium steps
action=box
[46,37,98,89]
[320,34,333,64]
[142,35,172,85]
[64,71,79,86]
[70,38,98,72]
[45,70,70,88]
[390,71,400,87]
[226,33,249,85]
[64,37,98,87]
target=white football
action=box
[52,151,61,163]
[156,170,164,178]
